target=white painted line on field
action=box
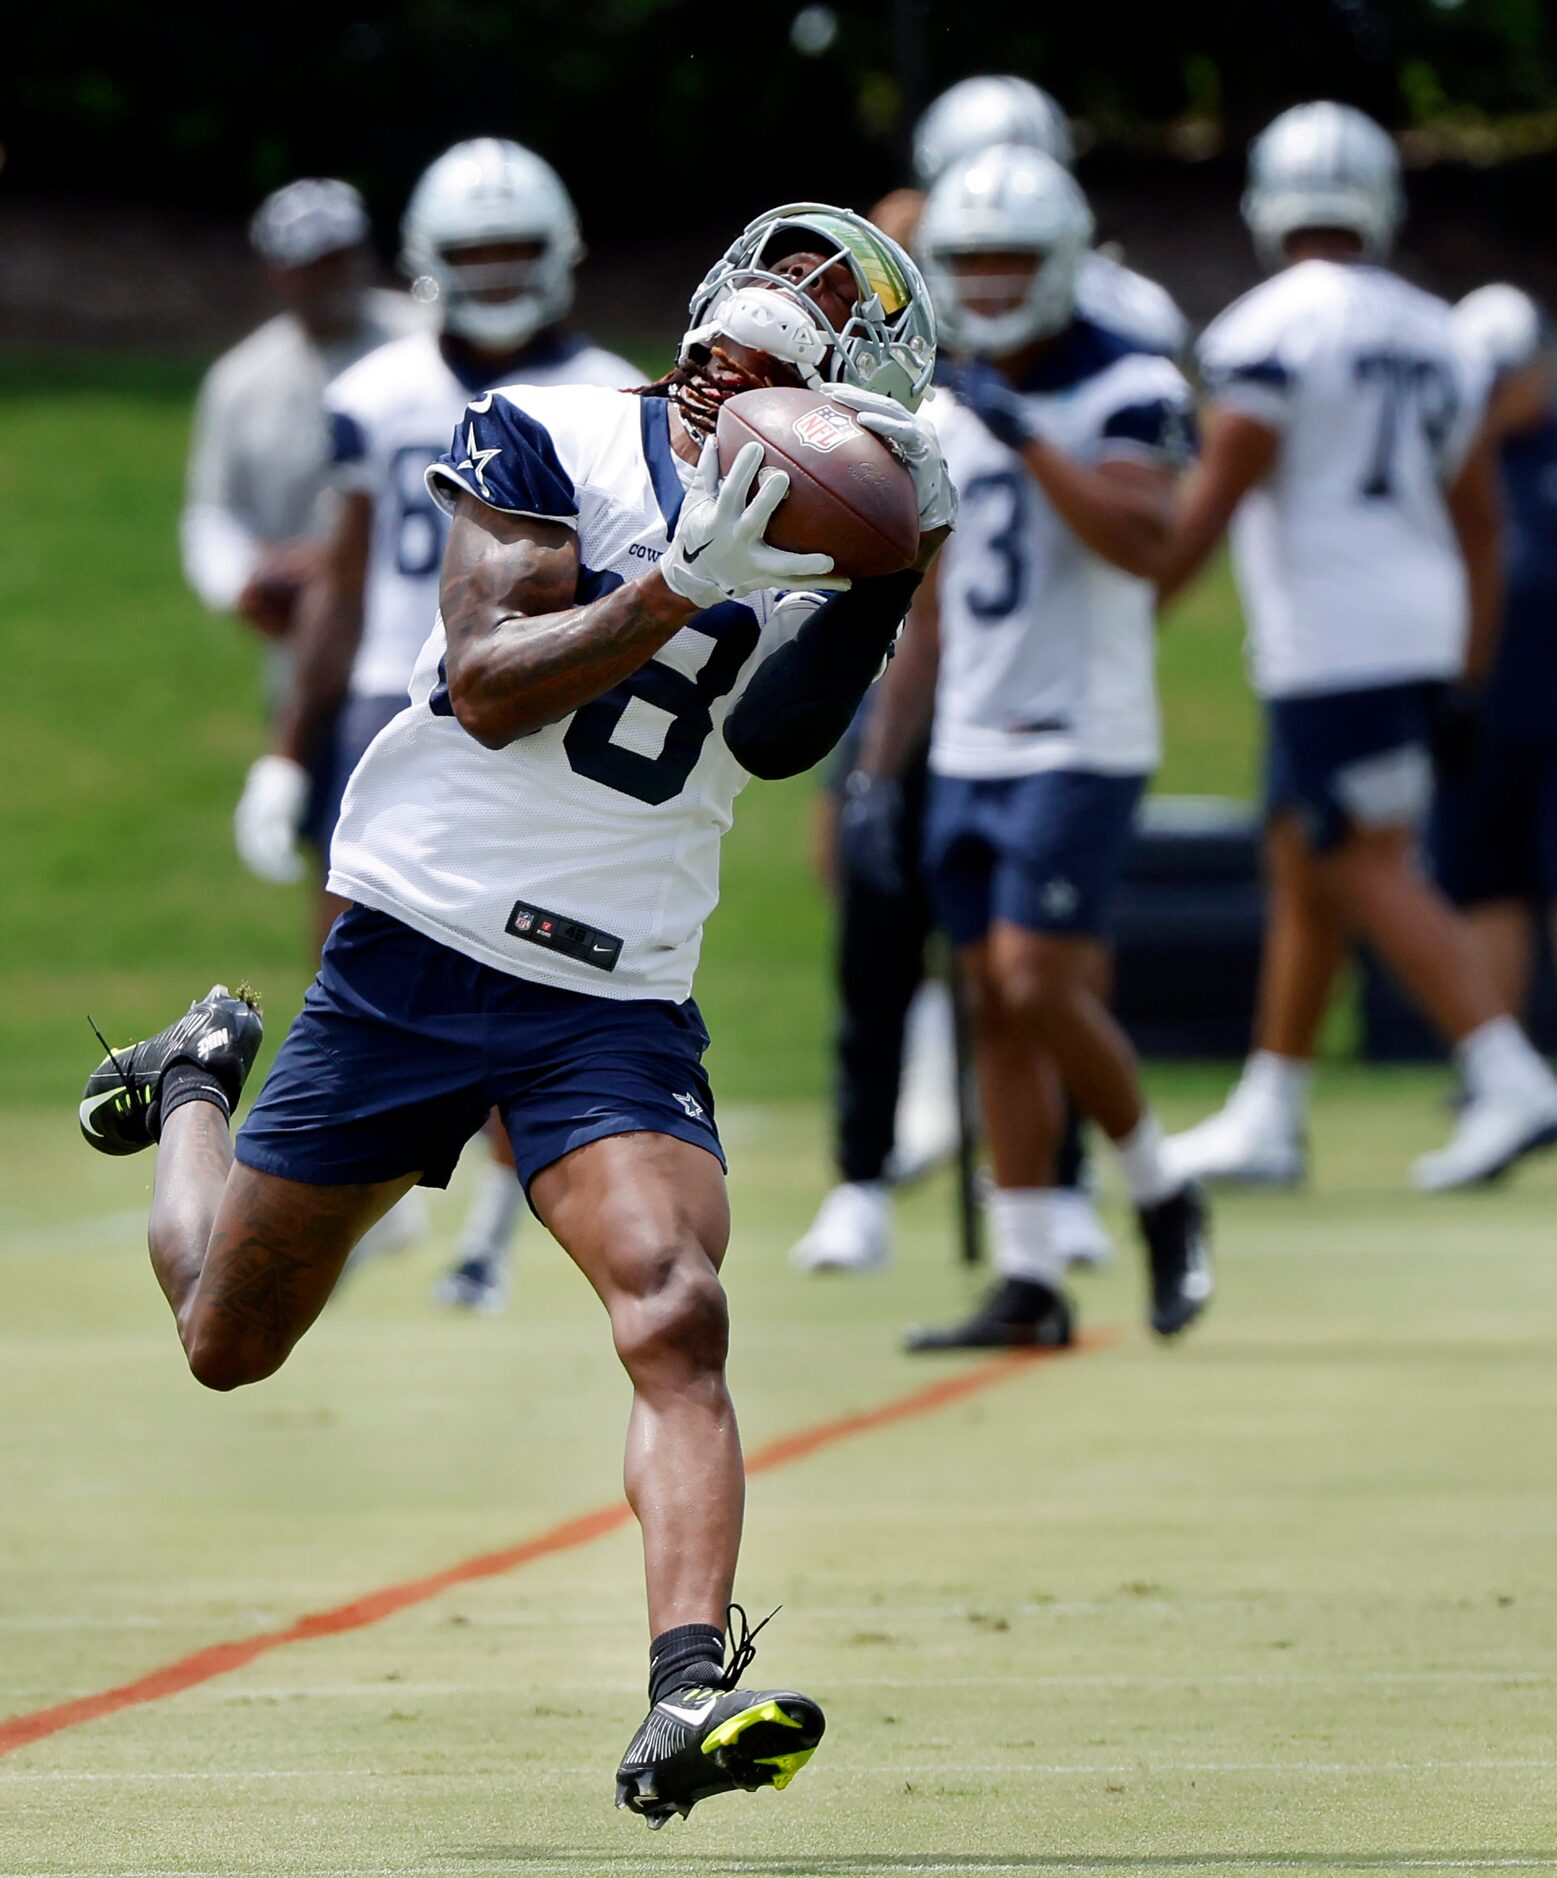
[3,1755,1555,1783]
[2,1860,1555,1877]
[12,1665,1531,1700]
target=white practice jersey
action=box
[929,321,1195,780]
[328,386,810,1001]
[324,329,636,700]
[1076,252,1189,360]
[1198,261,1488,699]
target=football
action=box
[715,386,921,581]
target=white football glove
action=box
[828,385,959,534]
[661,438,850,611]
[234,753,311,885]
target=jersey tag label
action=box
[505,899,623,972]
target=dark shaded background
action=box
[5,0,1556,352]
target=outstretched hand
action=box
[661,439,850,611]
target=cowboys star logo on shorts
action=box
[791,405,858,455]
[1041,877,1080,919]
[673,1090,706,1121]
[458,420,502,498]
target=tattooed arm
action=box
[439,493,700,750]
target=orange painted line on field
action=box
[0,1336,1105,1760]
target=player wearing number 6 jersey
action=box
[77,202,954,1827]
[1160,102,1557,1191]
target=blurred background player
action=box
[850,144,1210,1348]
[1431,286,1557,1022]
[233,139,637,1309]
[181,179,421,652]
[791,72,1184,1277]
[1161,103,1557,1193]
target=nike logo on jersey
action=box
[458,421,502,498]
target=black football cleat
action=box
[79,985,264,1156]
[615,1607,824,1830]
[1139,1182,1213,1338]
[904,1275,1074,1353]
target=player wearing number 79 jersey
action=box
[1161,101,1557,1192]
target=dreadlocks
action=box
[633,343,804,443]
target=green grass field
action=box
[3,357,1553,1878]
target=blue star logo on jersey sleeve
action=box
[457,421,503,498]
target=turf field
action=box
[3,356,1554,1876]
[4,1085,1557,1875]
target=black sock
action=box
[151,1062,231,1141]
[649,1623,725,1704]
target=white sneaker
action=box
[1165,1098,1306,1187]
[1410,1085,1557,1191]
[1049,1188,1116,1268]
[885,982,960,1184]
[790,1182,893,1272]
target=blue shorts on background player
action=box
[1432,286,1557,1018]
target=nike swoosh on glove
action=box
[661,438,850,612]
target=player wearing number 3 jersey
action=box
[77,202,953,1828]
[1160,102,1557,1192]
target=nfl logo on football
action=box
[791,405,858,455]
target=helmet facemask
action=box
[414,238,572,350]
[924,245,1082,354]
[680,204,937,424]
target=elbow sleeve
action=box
[723,571,922,780]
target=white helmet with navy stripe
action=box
[913,76,1074,187]
[1242,102,1403,269]
[401,138,583,349]
[919,143,1094,353]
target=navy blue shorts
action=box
[235,906,724,1195]
[923,769,1145,944]
[1265,681,1443,853]
[1431,735,1557,906]
[308,692,408,859]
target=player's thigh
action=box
[186,1163,421,1386]
[531,1134,732,1369]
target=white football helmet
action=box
[1242,102,1403,269]
[682,203,937,411]
[919,143,1094,354]
[913,76,1073,188]
[401,138,582,349]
